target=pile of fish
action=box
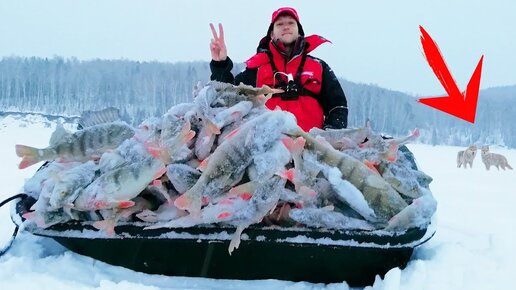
[16,81,436,254]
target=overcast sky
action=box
[1,0,514,96]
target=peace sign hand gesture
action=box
[210,23,228,61]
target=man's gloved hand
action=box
[323,106,348,130]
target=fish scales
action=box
[292,130,408,221]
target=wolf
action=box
[457,145,477,169]
[480,146,513,170]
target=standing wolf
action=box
[480,146,513,170]
[457,145,477,169]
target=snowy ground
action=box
[1,114,515,290]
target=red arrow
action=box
[417,25,483,123]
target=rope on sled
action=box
[0,193,28,257]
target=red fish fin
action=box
[18,156,41,169]
[224,128,240,140]
[217,212,232,220]
[118,200,135,209]
[174,194,192,210]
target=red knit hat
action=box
[271,7,300,24]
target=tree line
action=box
[1,56,515,148]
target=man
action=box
[209,7,348,132]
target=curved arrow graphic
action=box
[417,25,484,123]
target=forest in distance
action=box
[1,56,515,148]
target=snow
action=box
[1,114,516,289]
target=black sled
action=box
[11,195,433,287]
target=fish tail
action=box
[282,136,305,157]
[412,128,420,138]
[93,219,116,236]
[144,141,171,164]
[278,168,296,182]
[298,186,317,198]
[153,165,167,180]
[174,194,192,210]
[364,160,381,174]
[384,142,398,162]
[205,119,221,135]
[228,182,255,198]
[15,144,42,169]
[174,193,201,215]
[178,120,196,144]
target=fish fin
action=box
[63,204,75,219]
[136,210,157,223]
[118,200,135,209]
[239,192,253,201]
[15,145,42,169]
[79,107,122,128]
[22,211,36,221]
[197,157,209,171]
[23,212,46,227]
[49,123,70,146]
[93,219,116,236]
[18,156,41,169]
[174,193,202,216]
[153,166,167,179]
[224,128,240,140]
[217,212,232,220]
[258,92,273,103]
[278,168,296,182]
[384,142,398,162]
[298,186,317,198]
[179,121,196,144]
[228,182,255,197]
[144,145,161,158]
[144,143,171,164]
[282,136,305,156]
[260,85,284,95]
[412,128,420,138]
[364,160,381,174]
[174,194,192,210]
[204,119,221,135]
[228,226,246,256]
[281,137,294,151]
[93,200,109,209]
[185,130,196,142]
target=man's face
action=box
[271,15,299,45]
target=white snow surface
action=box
[1,114,515,289]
